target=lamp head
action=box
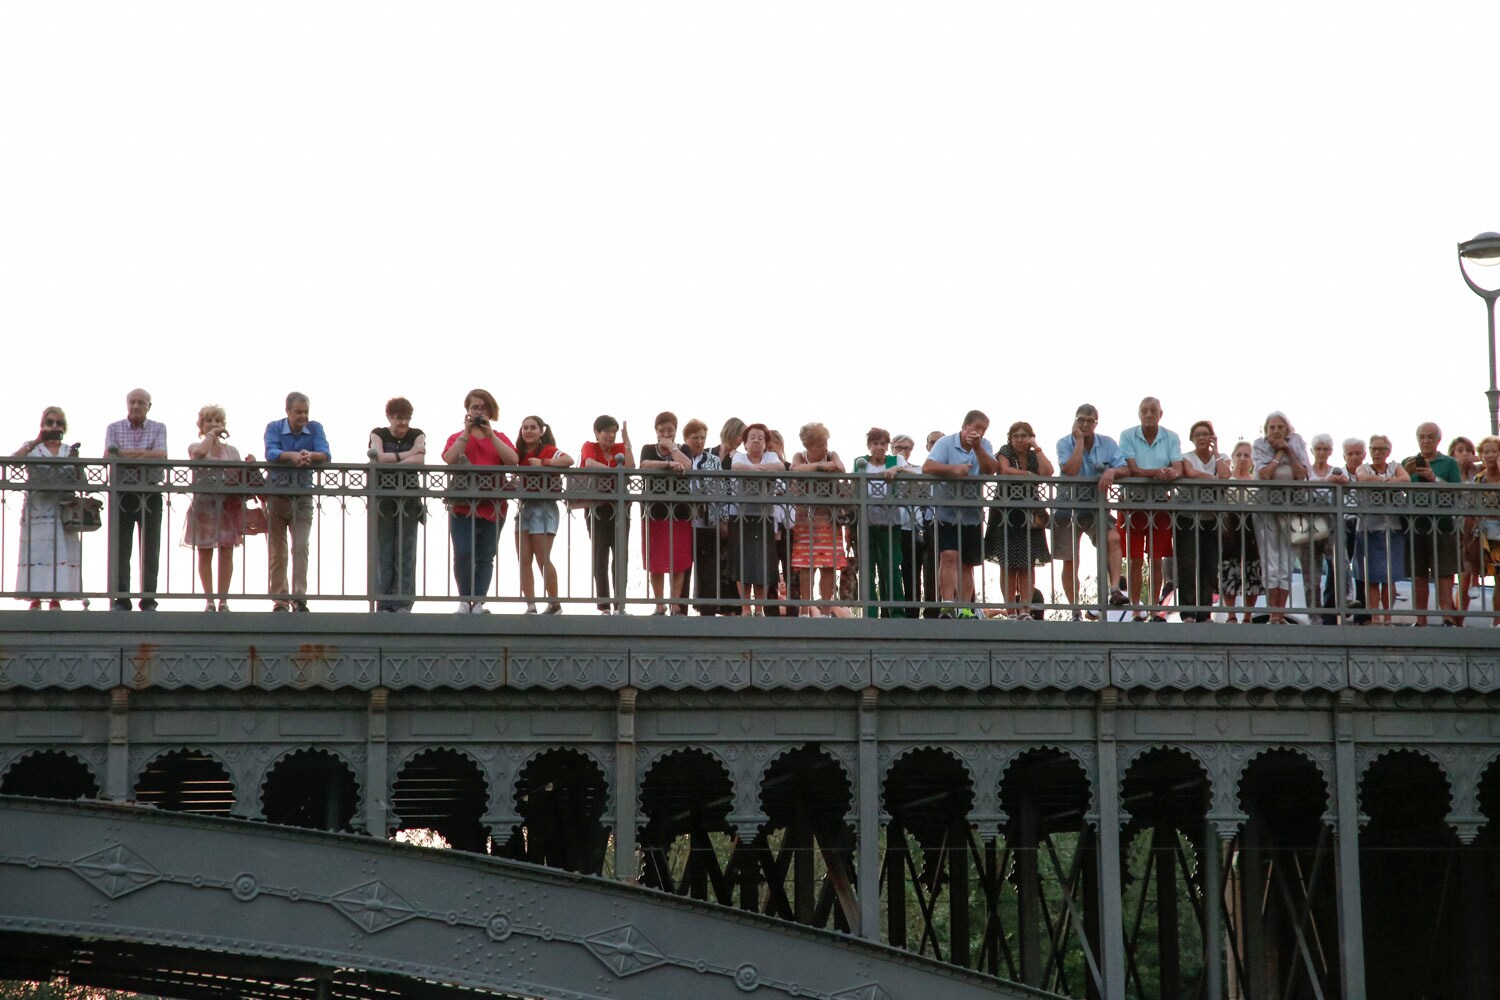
[1460,232,1500,266]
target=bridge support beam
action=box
[1333,690,1366,1000]
[1095,688,1126,1000]
[364,689,388,837]
[615,687,638,882]
[107,687,130,801]
[857,686,879,941]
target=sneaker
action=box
[292,601,310,613]
[1108,589,1130,606]
[471,603,491,614]
[955,608,978,620]
[272,604,290,613]
[1083,610,1100,621]
[544,602,562,615]
[525,602,538,614]
[454,603,471,615]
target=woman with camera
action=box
[13,406,83,609]
[442,389,518,614]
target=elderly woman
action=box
[987,421,1054,618]
[13,407,83,609]
[1220,441,1264,622]
[890,434,928,616]
[185,405,253,611]
[1303,433,1349,624]
[1355,434,1410,625]
[728,423,784,615]
[789,422,849,616]
[1251,412,1310,624]
[1175,420,1229,622]
[639,411,693,615]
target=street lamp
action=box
[1458,231,1500,435]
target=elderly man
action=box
[1054,403,1129,619]
[922,411,1002,617]
[1117,397,1183,620]
[104,388,168,610]
[264,392,331,612]
[1403,422,1462,626]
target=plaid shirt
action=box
[104,418,168,485]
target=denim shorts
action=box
[518,499,561,536]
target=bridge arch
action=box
[0,796,1032,1000]
[501,746,611,874]
[132,746,236,816]
[258,747,361,832]
[0,748,99,801]
[389,746,490,852]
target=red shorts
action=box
[1118,510,1173,560]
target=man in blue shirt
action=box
[1054,403,1128,617]
[263,392,331,611]
[1117,396,1183,619]
[921,410,1001,616]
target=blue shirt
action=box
[1056,433,1126,477]
[1055,432,1126,507]
[265,418,331,487]
[1117,425,1182,470]
[927,432,993,525]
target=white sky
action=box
[5,2,1500,461]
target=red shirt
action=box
[516,443,563,494]
[444,429,516,521]
[579,441,628,467]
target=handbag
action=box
[58,495,103,533]
[1288,512,1332,546]
[242,502,268,536]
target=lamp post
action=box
[1458,231,1500,436]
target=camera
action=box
[472,417,488,428]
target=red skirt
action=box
[644,517,694,573]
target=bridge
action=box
[1,613,1497,1000]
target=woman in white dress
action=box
[13,406,83,609]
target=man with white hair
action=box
[1402,422,1462,626]
[104,388,168,610]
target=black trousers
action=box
[1171,516,1220,621]
[113,491,163,609]
[588,507,630,611]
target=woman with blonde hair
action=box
[185,405,252,611]
[789,422,848,616]
[1251,411,1309,624]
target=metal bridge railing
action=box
[2,455,1497,623]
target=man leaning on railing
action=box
[104,388,167,611]
[264,391,330,612]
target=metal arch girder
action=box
[0,796,1058,1000]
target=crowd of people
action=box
[11,389,1500,626]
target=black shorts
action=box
[937,520,983,565]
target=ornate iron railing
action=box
[2,455,1496,623]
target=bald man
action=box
[104,388,168,610]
